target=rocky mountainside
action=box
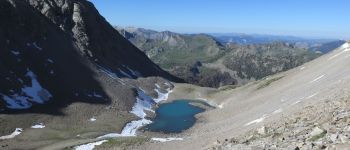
[0,0,184,149]
[116,27,226,68]
[0,0,181,112]
[211,96,350,150]
[116,27,324,88]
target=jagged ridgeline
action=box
[0,0,182,112]
[116,27,344,88]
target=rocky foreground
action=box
[210,95,350,150]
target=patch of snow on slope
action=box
[328,43,350,60]
[341,42,349,49]
[31,123,45,129]
[130,89,154,118]
[151,137,184,142]
[89,117,96,122]
[98,66,118,79]
[89,92,103,98]
[272,108,283,114]
[32,42,42,50]
[153,86,172,103]
[75,140,108,150]
[118,69,132,78]
[306,92,319,99]
[47,59,54,63]
[22,71,52,104]
[245,114,268,126]
[98,86,173,138]
[11,50,20,55]
[217,103,224,109]
[1,94,32,109]
[309,75,325,83]
[126,66,142,77]
[120,119,152,136]
[155,83,161,89]
[0,128,23,140]
[292,100,301,105]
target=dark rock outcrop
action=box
[0,0,181,113]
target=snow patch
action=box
[87,92,103,98]
[33,42,43,50]
[328,43,350,60]
[0,128,23,140]
[89,117,96,122]
[118,69,132,78]
[341,42,350,49]
[1,70,52,109]
[47,59,54,63]
[98,66,118,79]
[92,92,103,98]
[155,84,161,89]
[217,103,224,109]
[98,85,173,138]
[22,71,52,104]
[130,89,154,118]
[292,100,301,105]
[75,140,108,150]
[153,87,172,103]
[1,94,32,109]
[306,92,319,99]
[31,123,45,129]
[272,108,283,114]
[126,67,142,77]
[309,75,325,83]
[245,115,268,126]
[11,50,20,56]
[151,137,184,142]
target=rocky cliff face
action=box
[0,0,181,112]
[27,0,181,80]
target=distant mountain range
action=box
[210,33,343,45]
[116,27,345,87]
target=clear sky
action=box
[90,0,350,39]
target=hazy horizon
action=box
[90,0,350,40]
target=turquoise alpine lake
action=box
[145,100,205,133]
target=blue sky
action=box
[90,0,350,39]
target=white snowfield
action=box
[1,70,52,109]
[74,140,108,150]
[328,42,350,60]
[151,137,184,142]
[22,71,52,104]
[97,82,173,139]
[309,75,325,83]
[32,42,43,51]
[11,50,20,55]
[245,114,268,126]
[47,59,54,63]
[0,128,23,140]
[98,65,142,79]
[89,117,96,122]
[31,123,45,129]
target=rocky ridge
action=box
[210,92,350,150]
